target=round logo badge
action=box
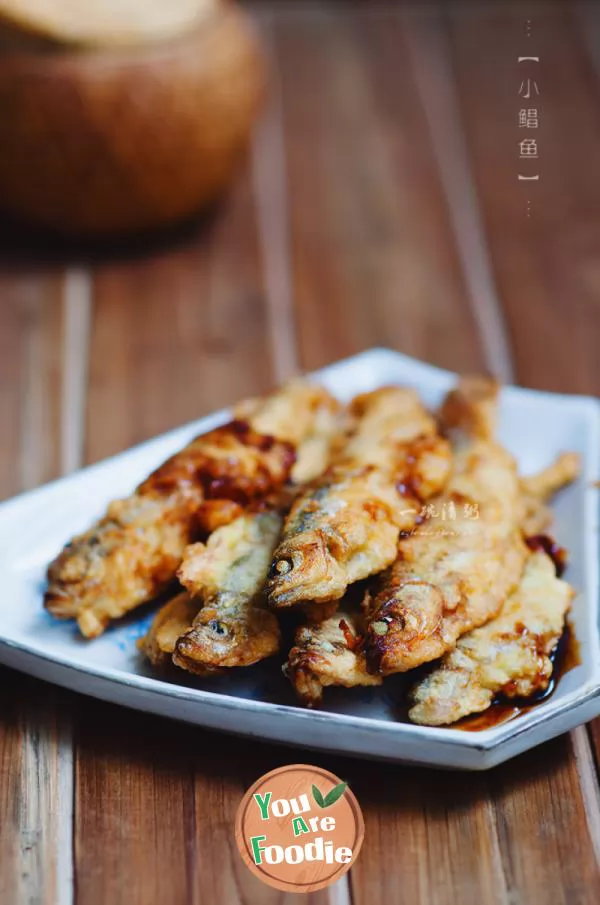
[235,764,364,893]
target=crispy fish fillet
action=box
[137,591,218,674]
[285,608,381,706]
[520,452,581,535]
[364,376,528,675]
[409,550,574,725]
[45,382,335,638]
[267,387,452,609]
[174,509,283,671]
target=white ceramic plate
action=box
[0,349,598,770]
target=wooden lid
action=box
[0,0,217,48]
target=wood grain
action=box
[446,0,600,395]
[272,2,485,375]
[446,4,600,884]
[0,274,75,905]
[85,179,273,465]
[350,736,600,904]
[439,3,600,901]
[0,273,63,496]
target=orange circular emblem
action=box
[235,763,364,893]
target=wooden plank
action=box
[188,736,338,905]
[273,2,485,375]
[0,272,75,905]
[85,179,274,465]
[349,760,508,905]
[76,699,332,905]
[0,273,63,496]
[75,702,196,905]
[446,0,600,395]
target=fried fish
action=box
[363,376,528,676]
[141,398,346,673]
[289,394,348,486]
[285,607,381,706]
[137,591,215,673]
[284,441,579,705]
[173,508,283,671]
[267,387,452,609]
[409,549,574,725]
[194,389,344,535]
[45,381,336,638]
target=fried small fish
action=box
[45,381,335,638]
[363,376,527,675]
[267,387,451,609]
[409,549,574,725]
[138,591,219,674]
[288,428,579,704]
[285,608,381,706]
[195,392,345,533]
[143,401,347,674]
[233,379,342,457]
[174,509,283,671]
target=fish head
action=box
[174,604,280,669]
[365,580,445,674]
[267,529,347,607]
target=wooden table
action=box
[2,2,600,902]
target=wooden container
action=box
[0,2,266,235]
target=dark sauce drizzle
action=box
[381,622,581,730]
[452,534,574,731]
[457,621,580,731]
[525,534,568,577]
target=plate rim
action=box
[1,633,600,769]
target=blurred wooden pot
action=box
[0,2,266,235]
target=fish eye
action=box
[208,620,228,636]
[371,620,389,636]
[271,558,293,577]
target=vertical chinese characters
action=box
[517,22,540,205]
